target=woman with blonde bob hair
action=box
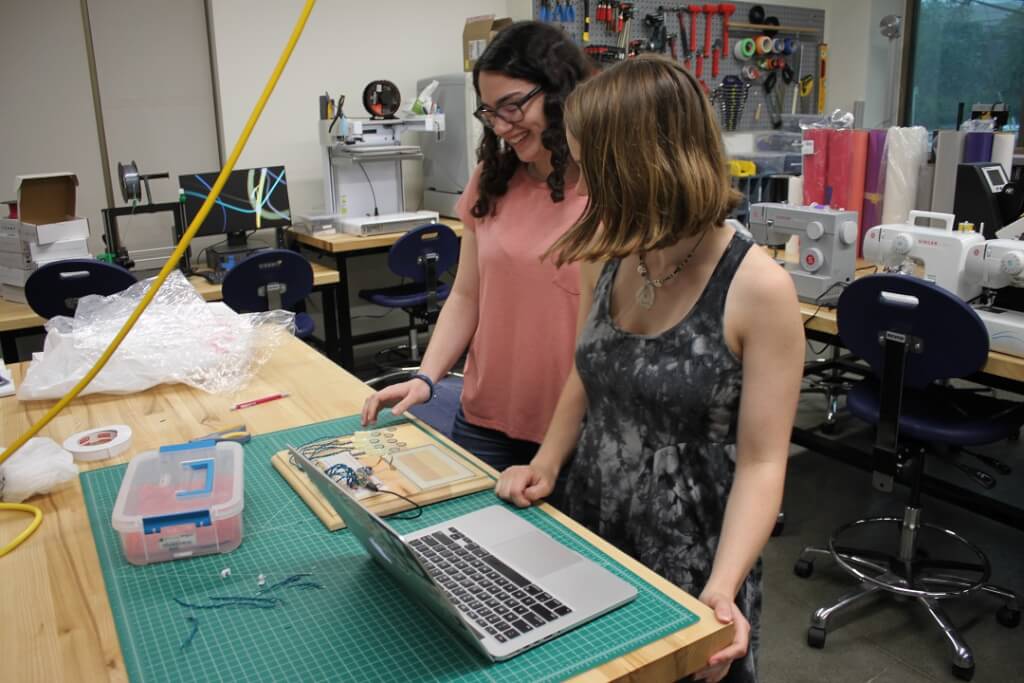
[496,56,805,682]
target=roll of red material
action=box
[827,129,868,214]
[802,128,831,205]
[861,129,888,235]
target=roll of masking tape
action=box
[63,425,133,462]
[734,38,756,60]
[755,35,773,55]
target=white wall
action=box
[88,0,221,262]
[0,0,108,255]
[207,0,524,219]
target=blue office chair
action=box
[221,249,315,339]
[794,275,1022,681]
[366,370,464,439]
[24,259,137,319]
[359,223,459,370]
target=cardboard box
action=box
[1,283,27,304]
[0,173,90,244]
[0,249,32,270]
[463,15,513,72]
[0,265,33,287]
[28,237,90,262]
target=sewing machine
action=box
[964,238,1024,356]
[862,210,984,302]
[747,203,859,304]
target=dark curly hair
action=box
[470,21,592,219]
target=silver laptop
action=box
[290,446,637,661]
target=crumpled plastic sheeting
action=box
[0,437,77,502]
[17,270,295,400]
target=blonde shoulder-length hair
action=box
[549,54,740,265]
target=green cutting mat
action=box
[81,413,699,683]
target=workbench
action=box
[287,218,465,369]
[0,263,342,364]
[0,335,730,681]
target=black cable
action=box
[358,163,380,216]
[366,485,424,520]
[804,281,849,355]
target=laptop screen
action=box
[288,447,485,643]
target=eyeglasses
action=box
[473,86,543,129]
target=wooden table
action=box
[287,218,465,369]
[0,263,342,365]
[0,336,729,682]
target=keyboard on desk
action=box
[409,527,573,644]
[198,270,228,285]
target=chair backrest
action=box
[24,259,137,319]
[387,223,460,282]
[221,249,313,313]
[836,274,989,388]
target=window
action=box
[906,0,1024,131]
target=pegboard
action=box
[534,1,826,132]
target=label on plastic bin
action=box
[159,532,197,550]
[802,139,815,155]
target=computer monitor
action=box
[178,166,291,248]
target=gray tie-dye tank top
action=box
[563,230,761,683]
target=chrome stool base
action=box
[794,506,1021,681]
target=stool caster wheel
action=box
[821,421,837,435]
[794,559,814,579]
[807,626,826,649]
[772,518,784,537]
[997,605,1021,628]
[952,663,975,681]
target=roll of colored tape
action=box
[63,424,133,462]
[755,35,773,55]
[783,38,795,55]
[741,65,761,81]
[773,38,785,54]
[734,38,756,60]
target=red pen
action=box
[231,392,289,411]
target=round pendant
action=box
[636,282,655,309]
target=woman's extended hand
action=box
[360,379,432,426]
[693,589,750,682]
[494,461,558,507]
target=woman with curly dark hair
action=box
[362,22,592,473]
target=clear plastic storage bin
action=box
[111,440,245,565]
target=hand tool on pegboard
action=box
[719,3,735,52]
[712,39,722,78]
[674,8,692,69]
[702,4,718,57]
[817,43,828,114]
[686,5,700,56]
[583,0,591,41]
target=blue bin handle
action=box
[175,458,215,499]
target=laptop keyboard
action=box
[409,527,573,643]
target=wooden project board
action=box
[271,421,495,530]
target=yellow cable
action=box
[0,0,316,553]
[0,503,43,558]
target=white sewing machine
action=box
[964,238,1024,356]
[747,203,859,304]
[862,210,984,302]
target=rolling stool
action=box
[359,223,459,372]
[221,249,315,339]
[25,259,137,319]
[793,274,1022,681]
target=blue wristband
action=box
[412,373,435,402]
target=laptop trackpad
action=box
[491,532,581,578]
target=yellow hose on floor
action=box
[0,0,317,558]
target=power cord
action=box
[804,281,849,355]
[357,163,380,216]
